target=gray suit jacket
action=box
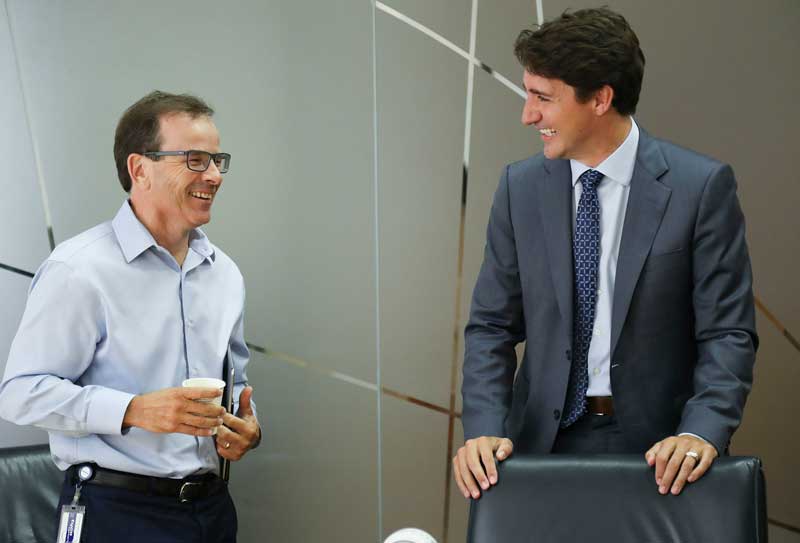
[462,129,757,454]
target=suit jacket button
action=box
[565,350,571,360]
[553,409,561,420]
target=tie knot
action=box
[579,169,603,191]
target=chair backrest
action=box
[0,444,62,543]
[467,455,766,543]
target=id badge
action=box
[56,505,85,543]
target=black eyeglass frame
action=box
[143,150,231,173]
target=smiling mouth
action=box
[539,128,557,137]
[189,190,215,201]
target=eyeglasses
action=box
[143,150,231,173]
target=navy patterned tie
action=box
[561,169,603,428]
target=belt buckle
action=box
[178,481,203,503]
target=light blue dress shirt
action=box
[0,201,254,478]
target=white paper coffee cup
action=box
[182,377,225,434]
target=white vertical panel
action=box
[8,0,378,383]
[0,1,51,272]
[376,12,465,409]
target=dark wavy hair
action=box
[113,91,214,192]
[514,7,645,115]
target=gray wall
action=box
[0,0,797,541]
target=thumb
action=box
[236,386,254,417]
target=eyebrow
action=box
[526,86,553,97]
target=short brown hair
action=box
[113,91,214,192]
[514,7,645,115]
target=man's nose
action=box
[521,101,540,126]
[204,161,223,184]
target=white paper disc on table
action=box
[383,528,438,543]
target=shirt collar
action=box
[570,117,640,187]
[189,228,215,263]
[112,200,215,264]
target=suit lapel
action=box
[539,158,574,343]
[609,131,671,358]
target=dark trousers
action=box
[56,475,238,543]
[551,414,638,454]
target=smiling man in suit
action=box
[453,7,757,500]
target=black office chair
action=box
[467,455,766,543]
[0,444,62,543]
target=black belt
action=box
[68,464,226,503]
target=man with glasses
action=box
[0,91,259,542]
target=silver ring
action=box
[685,450,699,460]
[224,442,231,449]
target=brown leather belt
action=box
[586,396,614,416]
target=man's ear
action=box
[127,153,150,191]
[593,85,615,116]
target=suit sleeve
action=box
[677,163,758,453]
[462,166,526,440]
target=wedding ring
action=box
[224,442,231,449]
[685,450,699,460]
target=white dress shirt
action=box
[570,118,639,397]
[569,120,711,447]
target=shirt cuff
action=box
[86,387,136,435]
